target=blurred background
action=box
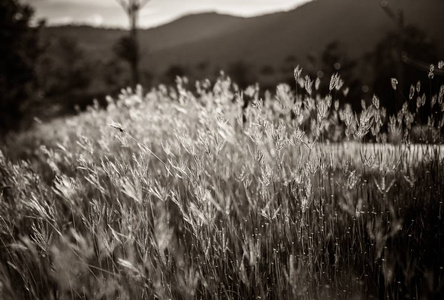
[1,0,444,132]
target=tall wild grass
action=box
[1,69,444,299]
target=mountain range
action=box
[41,0,444,84]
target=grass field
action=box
[1,72,444,299]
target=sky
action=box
[24,0,312,29]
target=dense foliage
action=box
[0,0,42,130]
[1,71,444,299]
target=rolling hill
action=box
[41,0,444,82]
[143,0,444,72]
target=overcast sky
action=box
[24,0,312,28]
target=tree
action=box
[228,60,256,90]
[38,37,92,98]
[302,41,361,109]
[34,36,97,116]
[0,0,42,130]
[163,64,187,85]
[114,0,151,87]
[373,1,439,115]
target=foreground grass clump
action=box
[1,72,444,300]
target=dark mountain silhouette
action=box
[41,13,246,65]
[41,0,444,80]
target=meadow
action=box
[1,70,444,300]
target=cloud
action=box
[86,14,104,26]
[140,8,160,18]
[29,0,312,28]
[50,16,74,25]
[25,0,115,8]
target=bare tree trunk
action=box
[115,0,150,87]
[129,3,139,87]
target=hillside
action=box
[143,0,444,72]
[42,0,444,77]
[41,13,246,64]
